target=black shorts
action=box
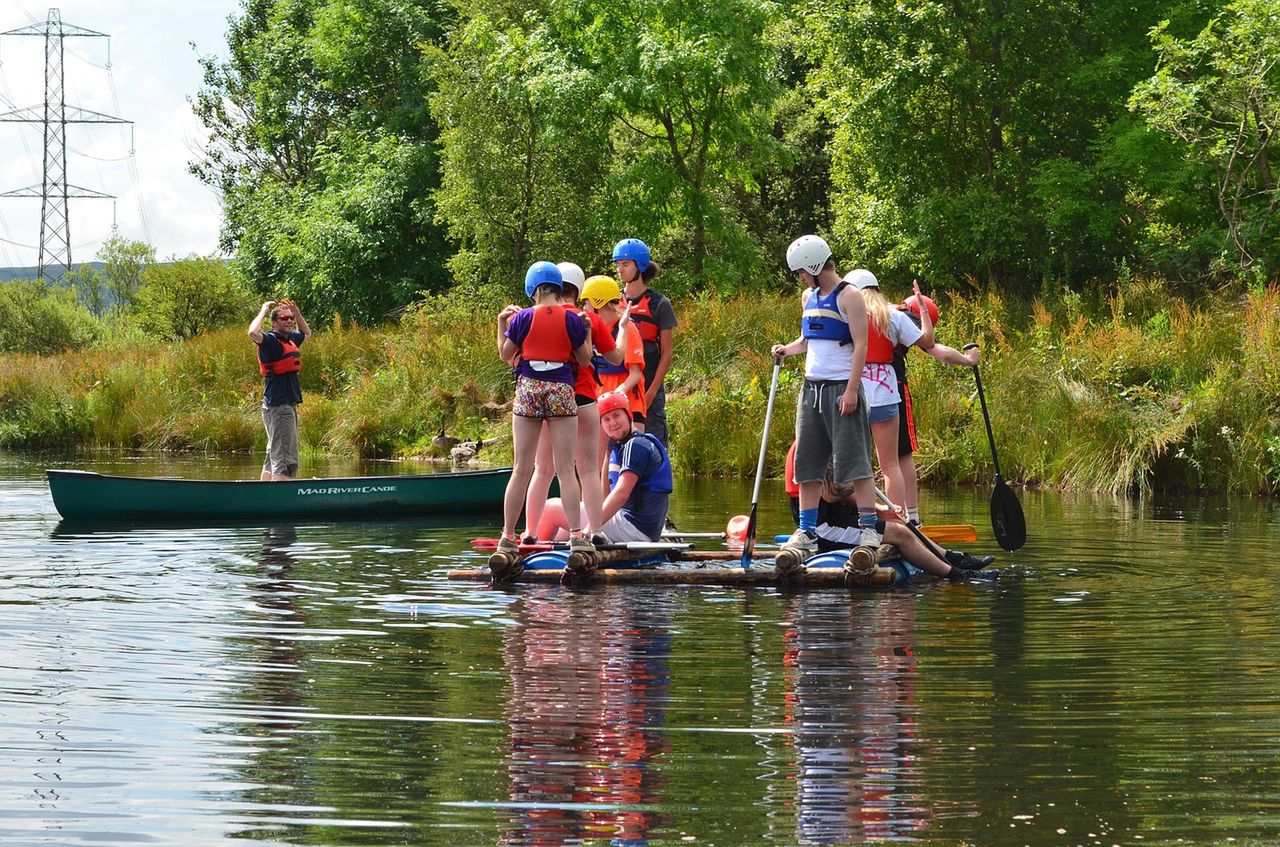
[897,381,917,457]
[632,410,646,424]
[575,394,596,407]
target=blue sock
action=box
[799,508,818,534]
[857,509,876,529]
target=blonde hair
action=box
[860,286,892,335]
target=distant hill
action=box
[0,263,105,283]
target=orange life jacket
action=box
[520,304,575,363]
[626,290,661,345]
[865,319,895,365]
[259,334,302,376]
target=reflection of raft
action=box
[448,548,922,588]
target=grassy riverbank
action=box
[2,280,1277,493]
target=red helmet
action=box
[899,293,940,325]
[597,391,630,418]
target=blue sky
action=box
[0,1,241,269]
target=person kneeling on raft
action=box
[788,462,997,580]
[538,391,673,543]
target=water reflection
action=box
[502,590,673,845]
[783,592,930,844]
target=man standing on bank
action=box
[249,299,312,481]
[770,235,882,581]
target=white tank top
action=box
[803,288,853,381]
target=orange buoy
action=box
[726,514,750,545]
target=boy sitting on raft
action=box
[536,391,673,544]
[782,447,997,581]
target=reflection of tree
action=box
[783,593,931,845]
[501,589,674,845]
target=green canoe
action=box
[46,467,512,523]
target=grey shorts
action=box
[602,512,653,543]
[793,379,873,485]
[262,404,299,478]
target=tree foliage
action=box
[1131,0,1280,278]
[192,0,452,322]
[427,3,611,286]
[186,0,1269,319]
[134,257,251,340]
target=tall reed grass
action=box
[2,279,1277,493]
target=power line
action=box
[0,9,131,280]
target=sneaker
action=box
[781,528,818,557]
[496,535,520,555]
[590,532,611,547]
[520,533,537,545]
[945,550,996,571]
[948,565,1000,582]
[569,534,596,555]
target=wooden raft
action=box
[445,563,899,587]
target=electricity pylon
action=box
[0,8,131,280]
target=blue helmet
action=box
[611,238,650,274]
[524,261,563,298]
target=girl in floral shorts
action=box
[494,261,595,557]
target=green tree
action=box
[66,266,108,318]
[566,0,784,292]
[0,279,100,354]
[807,0,1188,288]
[1131,0,1280,278]
[96,236,156,309]
[191,0,452,322]
[428,4,612,287]
[134,257,250,339]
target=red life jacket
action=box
[626,289,661,344]
[865,318,895,365]
[520,304,575,363]
[259,334,302,376]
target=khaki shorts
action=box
[262,404,299,477]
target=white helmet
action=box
[555,262,586,292]
[843,268,879,290]
[785,235,832,275]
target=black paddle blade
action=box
[990,478,1026,551]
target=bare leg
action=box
[797,480,822,515]
[899,452,919,512]
[523,422,554,539]
[547,416,582,533]
[537,497,570,541]
[576,405,604,534]
[883,521,951,577]
[501,415,543,538]
[871,416,905,508]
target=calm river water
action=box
[2,452,1280,846]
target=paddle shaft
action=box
[874,486,949,562]
[742,360,783,568]
[963,344,1002,480]
[962,344,1027,551]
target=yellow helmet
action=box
[581,275,622,309]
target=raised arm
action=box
[248,301,273,344]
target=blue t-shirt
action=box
[258,331,305,407]
[505,306,588,385]
[608,433,671,541]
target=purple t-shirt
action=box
[505,306,589,385]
